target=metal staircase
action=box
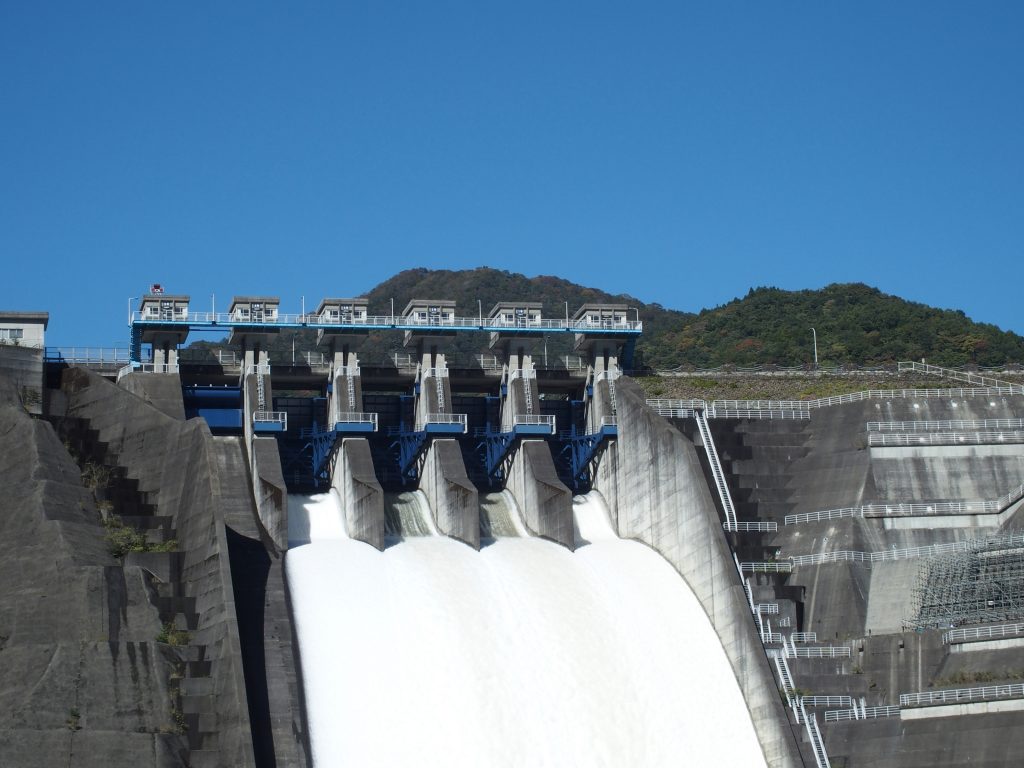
[694,409,738,529]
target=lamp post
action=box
[810,327,819,368]
[478,299,482,326]
[127,296,137,326]
[391,298,395,324]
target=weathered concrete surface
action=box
[0,344,44,415]
[215,437,309,768]
[120,372,186,421]
[329,437,385,550]
[505,440,574,549]
[0,375,187,766]
[418,439,479,548]
[251,437,288,552]
[59,367,256,767]
[593,378,803,768]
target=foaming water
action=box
[286,491,767,768]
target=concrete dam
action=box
[3,295,1024,767]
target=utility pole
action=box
[810,327,818,368]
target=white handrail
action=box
[694,409,737,528]
[942,622,1024,644]
[900,682,1024,707]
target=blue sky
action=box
[2,2,1022,347]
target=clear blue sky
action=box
[2,2,1022,347]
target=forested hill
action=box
[660,283,1024,369]
[197,270,1024,369]
[360,271,1024,369]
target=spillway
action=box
[286,491,767,767]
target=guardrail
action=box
[45,347,135,364]
[131,310,643,333]
[416,413,468,431]
[253,410,288,429]
[334,412,379,429]
[790,632,818,643]
[740,561,793,573]
[785,500,1000,525]
[723,520,779,532]
[824,705,900,722]
[869,431,1024,447]
[502,414,557,433]
[647,382,1024,423]
[900,682,1024,707]
[788,532,1024,567]
[867,418,1024,432]
[755,603,780,615]
[801,695,852,708]
[898,361,1021,390]
[942,622,1024,645]
[116,362,179,381]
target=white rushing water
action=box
[286,491,767,768]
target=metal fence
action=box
[824,705,900,722]
[942,622,1024,645]
[868,431,1024,447]
[900,682,1024,707]
[867,418,1024,432]
[789,532,1024,567]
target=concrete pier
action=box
[329,437,385,550]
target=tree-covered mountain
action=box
[192,270,1024,369]
[663,283,1024,368]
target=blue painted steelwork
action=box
[393,430,431,483]
[559,422,618,490]
[254,421,287,434]
[302,421,380,482]
[479,430,517,485]
[129,313,641,363]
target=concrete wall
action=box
[505,440,574,549]
[329,437,385,550]
[592,378,803,768]
[0,345,44,415]
[250,437,288,552]
[418,439,479,549]
[0,377,187,767]
[60,367,256,767]
[120,372,186,421]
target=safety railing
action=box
[785,500,1000,525]
[253,410,287,429]
[116,362,179,381]
[599,415,618,428]
[502,414,557,433]
[695,409,738,528]
[802,703,831,768]
[332,412,379,430]
[790,632,818,643]
[45,347,135,364]
[900,682,1024,708]
[755,603,780,614]
[898,361,1022,391]
[787,646,851,659]
[868,431,1024,447]
[247,363,271,377]
[131,310,643,332]
[788,532,1024,567]
[420,366,449,379]
[740,561,793,573]
[724,520,779,532]
[800,696,852,708]
[824,705,900,722]
[942,622,1024,645]
[415,413,468,431]
[867,418,1024,432]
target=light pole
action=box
[478,299,482,326]
[390,298,395,324]
[810,328,818,368]
[127,296,137,325]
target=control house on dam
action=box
[2,288,1024,768]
